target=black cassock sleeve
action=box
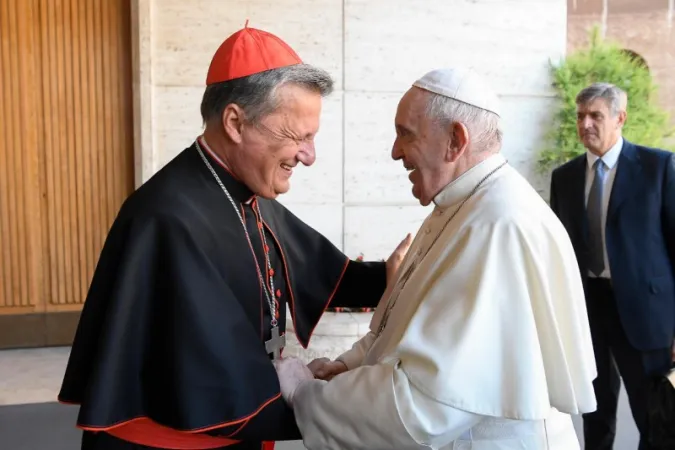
[261,200,387,345]
[59,213,301,444]
[328,260,387,309]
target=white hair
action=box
[424,93,503,152]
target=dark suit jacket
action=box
[550,139,675,351]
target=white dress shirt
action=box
[584,136,623,279]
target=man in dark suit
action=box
[550,82,675,450]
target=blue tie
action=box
[587,159,606,277]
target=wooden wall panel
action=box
[0,0,133,329]
[0,0,45,313]
[40,0,134,309]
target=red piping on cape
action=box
[262,221,350,349]
[57,137,350,448]
[56,393,282,449]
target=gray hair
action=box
[200,64,334,124]
[575,82,627,117]
[424,93,503,152]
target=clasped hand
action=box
[273,234,410,405]
[273,357,314,405]
[273,357,349,405]
[307,357,348,381]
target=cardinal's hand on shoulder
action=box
[273,357,315,405]
[307,357,348,381]
[386,233,413,285]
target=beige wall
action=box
[133,0,567,259]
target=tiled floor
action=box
[0,402,307,450]
[0,346,71,405]
[0,347,639,449]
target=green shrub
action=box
[537,26,674,173]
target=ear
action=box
[617,110,627,128]
[221,104,246,144]
[445,122,470,162]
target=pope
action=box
[274,67,598,450]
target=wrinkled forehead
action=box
[395,88,429,127]
[576,97,611,115]
[272,84,323,134]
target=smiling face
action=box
[391,88,467,206]
[576,97,626,156]
[223,83,322,198]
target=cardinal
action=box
[58,23,412,450]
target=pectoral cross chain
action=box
[375,161,508,338]
[398,260,417,287]
[265,326,286,360]
[377,259,417,335]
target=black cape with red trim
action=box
[58,142,387,450]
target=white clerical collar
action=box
[586,136,623,170]
[433,153,507,209]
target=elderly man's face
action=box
[237,84,322,198]
[391,88,452,206]
[576,97,626,156]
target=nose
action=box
[391,141,403,161]
[581,117,594,130]
[297,141,316,166]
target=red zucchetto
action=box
[205,21,303,85]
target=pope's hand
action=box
[386,233,413,285]
[273,357,314,405]
[307,357,348,381]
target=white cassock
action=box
[290,153,598,450]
